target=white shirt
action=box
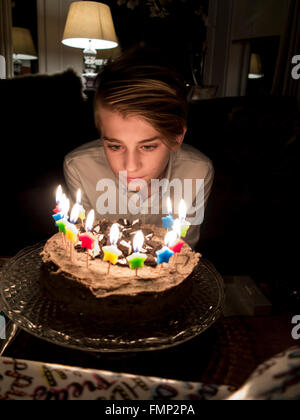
[64,139,214,249]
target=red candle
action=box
[169,239,185,254]
[169,219,185,254]
[79,210,96,269]
[53,185,63,213]
[79,233,95,250]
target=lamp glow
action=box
[62,1,118,74]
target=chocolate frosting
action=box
[41,219,201,299]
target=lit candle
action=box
[102,223,122,275]
[53,185,63,214]
[55,195,70,248]
[156,230,177,266]
[169,219,185,263]
[173,199,191,238]
[79,209,96,269]
[65,203,80,262]
[127,230,147,277]
[76,189,86,227]
[52,185,64,221]
[162,197,174,230]
[52,212,63,222]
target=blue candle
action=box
[156,246,174,265]
[55,195,70,245]
[52,212,63,222]
[162,197,174,229]
[162,215,174,230]
[156,231,177,265]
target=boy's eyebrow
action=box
[102,136,161,144]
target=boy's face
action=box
[97,107,183,192]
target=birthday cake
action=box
[40,218,201,325]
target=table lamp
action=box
[12,27,38,75]
[96,43,122,68]
[62,1,118,75]
[248,53,264,79]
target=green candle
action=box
[126,230,147,276]
[127,252,147,269]
[56,219,67,234]
[180,221,191,238]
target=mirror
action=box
[11,0,38,76]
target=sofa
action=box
[0,70,298,305]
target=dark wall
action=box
[0,70,98,254]
[186,96,298,303]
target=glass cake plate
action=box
[0,242,225,353]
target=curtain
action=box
[272,0,300,105]
[0,0,13,78]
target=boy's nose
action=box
[124,150,141,174]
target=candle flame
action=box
[133,230,144,253]
[172,218,181,240]
[110,223,120,246]
[56,185,63,204]
[164,230,177,248]
[85,209,95,232]
[60,194,70,217]
[167,197,172,215]
[178,199,187,221]
[70,203,80,224]
[76,189,82,205]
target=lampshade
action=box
[62,1,118,50]
[12,27,38,60]
[249,53,263,79]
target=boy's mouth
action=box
[127,177,144,182]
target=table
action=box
[0,257,296,389]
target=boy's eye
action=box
[142,145,157,151]
[108,145,122,151]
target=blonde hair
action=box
[94,49,188,149]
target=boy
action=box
[64,49,214,249]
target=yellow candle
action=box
[102,245,122,264]
[102,223,122,274]
[65,225,78,243]
[76,189,86,225]
[66,203,80,262]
